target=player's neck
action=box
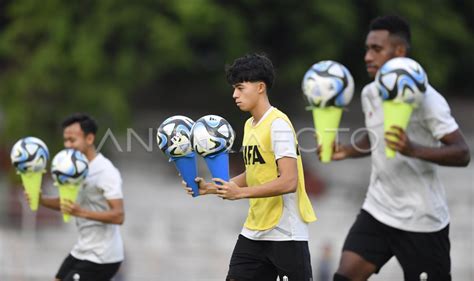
[251,97,271,125]
[85,148,98,162]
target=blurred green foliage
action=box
[0,0,472,149]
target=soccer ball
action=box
[191,115,235,157]
[375,57,428,104]
[10,137,49,173]
[302,60,354,108]
[157,115,194,158]
[51,149,89,185]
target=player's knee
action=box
[333,272,351,281]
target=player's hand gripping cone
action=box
[376,57,428,158]
[10,137,50,211]
[302,61,354,163]
[51,149,89,222]
[382,100,413,158]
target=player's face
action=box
[364,30,398,78]
[232,82,262,112]
[63,123,94,153]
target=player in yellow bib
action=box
[185,54,316,281]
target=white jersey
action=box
[241,107,309,241]
[361,82,458,232]
[70,153,124,263]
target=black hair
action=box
[369,15,411,49]
[61,113,98,136]
[225,53,275,90]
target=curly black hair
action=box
[369,15,411,49]
[62,113,98,136]
[225,53,275,90]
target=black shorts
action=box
[56,254,121,281]
[227,235,313,281]
[343,209,451,281]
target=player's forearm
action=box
[40,196,61,211]
[230,172,247,187]
[238,175,297,199]
[410,143,470,167]
[77,209,125,225]
[345,132,371,158]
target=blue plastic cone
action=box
[171,153,199,197]
[204,152,230,182]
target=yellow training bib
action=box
[243,108,317,230]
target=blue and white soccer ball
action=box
[302,60,354,108]
[10,137,49,173]
[157,115,194,158]
[191,115,235,157]
[375,57,428,105]
[51,149,89,185]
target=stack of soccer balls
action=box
[157,114,235,159]
[301,58,427,107]
[11,137,89,184]
[300,57,428,161]
[10,137,89,214]
[157,114,235,196]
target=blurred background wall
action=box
[0,1,473,280]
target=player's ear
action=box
[258,81,266,94]
[86,133,95,146]
[394,43,407,57]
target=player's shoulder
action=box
[96,154,121,175]
[272,108,292,123]
[420,84,450,109]
[424,84,446,102]
[271,117,291,129]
